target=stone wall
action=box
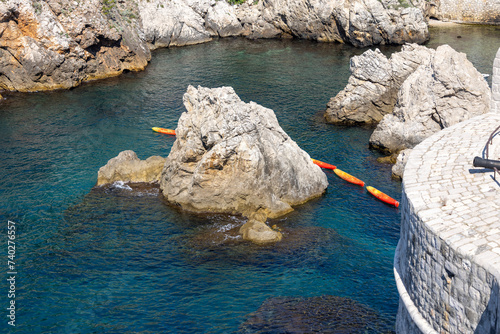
[429,0,500,24]
[395,112,500,333]
[493,48,500,114]
[395,47,500,333]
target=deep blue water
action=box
[1,25,499,333]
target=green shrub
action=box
[102,0,116,15]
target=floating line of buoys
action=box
[312,159,336,170]
[152,127,176,135]
[312,158,399,208]
[333,168,365,187]
[150,134,398,207]
[366,186,400,208]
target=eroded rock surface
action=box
[1,0,429,93]
[0,0,150,92]
[325,44,434,125]
[369,45,491,154]
[97,150,166,186]
[160,85,328,218]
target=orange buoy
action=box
[152,127,176,135]
[333,168,365,187]
[312,159,336,170]
[366,186,399,208]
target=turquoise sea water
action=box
[1,25,499,333]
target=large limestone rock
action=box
[137,0,212,49]
[97,150,166,186]
[0,0,430,93]
[369,45,491,154]
[325,44,434,125]
[261,0,429,47]
[205,1,243,38]
[0,0,150,92]
[159,85,328,218]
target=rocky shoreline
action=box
[97,85,328,244]
[1,0,430,93]
[325,43,491,178]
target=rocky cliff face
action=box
[0,0,150,92]
[0,0,429,93]
[369,45,491,154]
[160,85,328,218]
[261,0,428,47]
[324,44,434,125]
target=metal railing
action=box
[473,124,500,180]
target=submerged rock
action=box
[160,85,328,218]
[325,44,434,125]
[239,295,386,334]
[239,212,282,244]
[97,150,166,186]
[369,45,491,154]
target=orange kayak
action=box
[367,186,399,208]
[152,127,176,135]
[333,168,365,187]
[312,159,336,170]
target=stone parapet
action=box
[492,48,500,114]
[395,112,500,333]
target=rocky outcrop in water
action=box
[239,295,388,333]
[369,45,491,154]
[0,0,429,93]
[324,44,433,125]
[160,85,328,219]
[0,0,150,92]
[97,150,166,186]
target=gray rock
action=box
[159,85,328,218]
[137,0,212,49]
[240,213,283,244]
[97,150,166,186]
[0,0,150,92]
[325,44,433,125]
[369,45,491,153]
[205,1,243,38]
[392,149,412,179]
[236,1,284,39]
[0,0,430,93]
[260,0,428,47]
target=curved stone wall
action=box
[395,46,500,334]
[395,111,500,333]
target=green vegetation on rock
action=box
[102,0,117,15]
[227,0,246,5]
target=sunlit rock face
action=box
[160,85,328,219]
